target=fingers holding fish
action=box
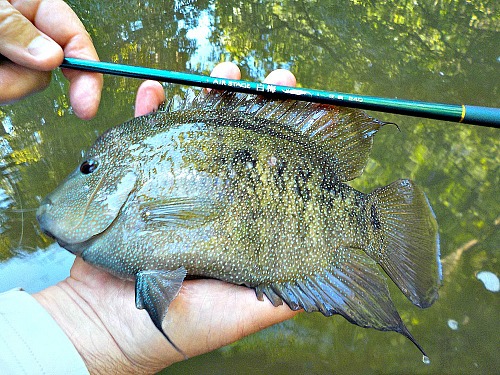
[134,80,165,117]
[162,278,299,359]
[263,68,296,87]
[210,61,241,80]
[209,61,296,86]
[134,62,239,117]
[134,63,296,118]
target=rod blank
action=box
[60,58,500,128]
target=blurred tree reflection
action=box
[213,0,499,103]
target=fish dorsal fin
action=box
[159,89,198,113]
[255,246,427,355]
[187,90,385,181]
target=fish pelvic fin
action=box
[367,179,442,308]
[135,267,188,359]
[255,246,427,355]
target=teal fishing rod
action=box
[60,57,500,128]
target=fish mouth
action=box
[37,182,137,256]
[56,236,95,256]
[36,199,58,240]
[42,204,125,256]
[36,214,102,255]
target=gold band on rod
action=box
[459,105,466,123]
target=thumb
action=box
[0,1,63,70]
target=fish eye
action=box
[80,160,98,174]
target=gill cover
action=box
[37,162,136,245]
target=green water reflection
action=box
[0,0,498,374]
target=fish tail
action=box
[367,179,442,308]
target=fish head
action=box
[36,128,138,255]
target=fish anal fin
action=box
[135,267,188,358]
[256,247,426,355]
[367,179,442,308]
[255,284,284,306]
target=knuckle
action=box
[0,4,20,27]
[0,4,34,46]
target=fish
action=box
[36,89,442,357]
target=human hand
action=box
[34,62,299,374]
[0,0,102,119]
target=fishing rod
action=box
[60,57,500,128]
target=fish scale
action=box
[37,89,441,358]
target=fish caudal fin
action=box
[135,267,188,359]
[367,179,442,308]
[256,246,427,355]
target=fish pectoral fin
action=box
[135,267,188,358]
[255,247,426,356]
[140,196,219,228]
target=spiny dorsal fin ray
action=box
[255,246,426,355]
[158,89,198,113]
[181,90,385,181]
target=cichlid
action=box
[37,90,441,357]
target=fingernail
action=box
[28,36,61,59]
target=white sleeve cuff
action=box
[0,288,89,374]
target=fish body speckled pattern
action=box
[37,90,441,356]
